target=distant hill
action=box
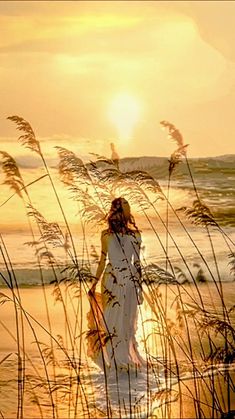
[119,155,235,179]
[214,154,235,162]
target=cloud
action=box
[0,9,142,53]
[1,0,235,63]
[1,1,235,158]
[178,1,235,62]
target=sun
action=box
[108,92,142,140]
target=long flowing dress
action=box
[87,231,146,370]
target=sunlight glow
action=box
[108,93,142,140]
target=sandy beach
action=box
[0,282,234,418]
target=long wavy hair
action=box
[107,197,139,234]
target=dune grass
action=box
[0,116,234,418]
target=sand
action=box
[0,283,235,418]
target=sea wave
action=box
[0,260,234,288]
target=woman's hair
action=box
[107,197,139,233]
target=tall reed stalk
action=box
[0,116,234,418]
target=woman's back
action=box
[87,199,145,370]
[105,230,141,268]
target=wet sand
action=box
[0,283,235,418]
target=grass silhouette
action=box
[0,116,234,418]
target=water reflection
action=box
[0,283,235,418]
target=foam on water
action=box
[0,225,235,287]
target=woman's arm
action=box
[88,230,108,295]
[133,231,142,280]
[133,232,143,304]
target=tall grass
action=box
[0,116,234,418]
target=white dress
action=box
[87,231,146,370]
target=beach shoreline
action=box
[0,283,235,418]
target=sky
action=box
[0,0,235,163]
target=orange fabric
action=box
[86,292,106,360]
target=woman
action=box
[87,197,146,370]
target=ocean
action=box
[0,155,235,418]
[0,154,234,287]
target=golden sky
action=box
[0,1,235,161]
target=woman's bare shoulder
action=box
[101,229,110,238]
